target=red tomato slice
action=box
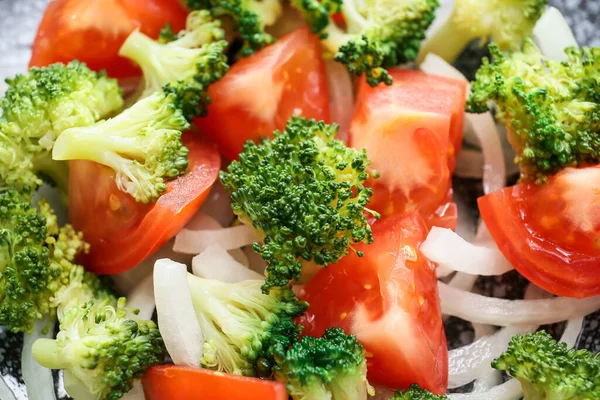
[297,213,448,393]
[479,166,600,298]
[194,26,330,160]
[30,0,188,78]
[143,365,288,400]
[69,134,220,274]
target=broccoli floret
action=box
[186,275,307,377]
[467,39,600,183]
[119,10,229,116]
[32,297,165,400]
[52,90,190,203]
[184,0,283,56]
[391,384,448,399]
[292,0,439,86]
[274,327,373,400]
[493,330,600,399]
[220,117,377,292]
[0,61,123,193]
[419,0,547,63]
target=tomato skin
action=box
[194,26,330,160]
[142,365,288,400]
[297,213,448,393]
[30,0,188,78]
[479,166,600,298]
[69,134,220,274]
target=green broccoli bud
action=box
[292,0,439,86]
[119,10,229,114]
[52,91,190,203]
[220,117,377,292]
[391,384,448,399]
[186,275,307,377]
[493,330,600,399]
[274,326,374,400]
[184,0,283,56]
[418,0,547,63]
[32,297,165,400]
[467,39,600,183]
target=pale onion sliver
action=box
[127,274,155,320]
[192,243,263,283]
[533,7,579,61]
[154,259,203,366]
[22,318,56,400]
[449,379,523,400]
[439,282,600,326]
[173,224,259,254]
[0,379,15,400]
[121,381,146,400]
[421,227,513,276]
[325,60,354,143]
[561,316,584,347]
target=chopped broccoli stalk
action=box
[220,117,377,292]
[184,0,283,56]
[33,297,165,400]
[0,61,123,193]
[274,326,373,400]
[292,0,440,86]
[119,10,229,115]
[493,330,600,399]
[186,275,307,377]
[52,90,190,203]
[467,39,600,183]
[392,384,448,399]
[419,0,547,63]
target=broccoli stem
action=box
[418,19,472,63]
[32,338,63,369]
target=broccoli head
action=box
[467,39,600,183]
[274,326,373,400]
[0,61,123,193]
[119,10,229,116]
[493,330,600,399]
[186,275,307,377]
[292,0,440,86]
[52,90,190,203]
[32,297,165,400]
[391,384,448,399]
[184,0,283,56]
[419,0,547,63]
[220,117,377,292]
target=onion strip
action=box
[0,379,15,400]
[192,243,263,282]
[533,7,579,61]
[173,224,258,255]
[22,318,56,400]
[325,60,354,143]
[449,379,523,400]
[127,274,155,320]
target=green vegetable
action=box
[119,10,229,118]
[186,275,307,377]
[220,117,377,292]
[274,326,373,400]
[52,90,191,203]
[493,330,600,400]
[391,384,448,399]
[467,39,600,183]
[292,0,440,86]
[0,61,123,193]
[419,0,547,63]
[33,297,165,400]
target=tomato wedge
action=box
[297,213,448,393]
[194,26,330,160]
[30,0,188,78]
[479,166,600,298]
[142,365,288,400]
[69,134,220,274]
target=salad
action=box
[0,0,599,399]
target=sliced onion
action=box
[449,378,523,400]
[0,378,15,400]
[421,227,513,276]
[192,243,263,283]
[472,370,502,392]
[439,282,600,326]
[184,211,222,231]
[127,274,155,320]
[448,272,478,292]
[174,224,259,255]
[198,182,235,228]
[244,246,267,276]
[473,323,496,340]
[561,316,584,347]
[154,259,203,366]
[121,381,146,400]
[454,149,484,179]
[420,53,467,82]
[325,60,354,143]
[533,7,578,61]
[22,318,56,400]
[229,248,250,267]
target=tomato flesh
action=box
[479,166,600,298]
[194,26,330,160]
[297,213,448,393]
[143,365,288,400]
[69,134,220,274]
[30,0,188,78]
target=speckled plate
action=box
[0,0,599,399]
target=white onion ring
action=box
[174,224,259,255]
[454,149,484,179]
[447,273,478,292]
[421,228,513,276]
[192,243,263,283]
[22,318,56,400]
[449,379,523,400]
[325,60,354,143]
[561,317,584,347]
[154,259,203,366]
[127,274,155,320]
[533,7,579,61]
[0,378,15,400]
[121,381,146,400]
